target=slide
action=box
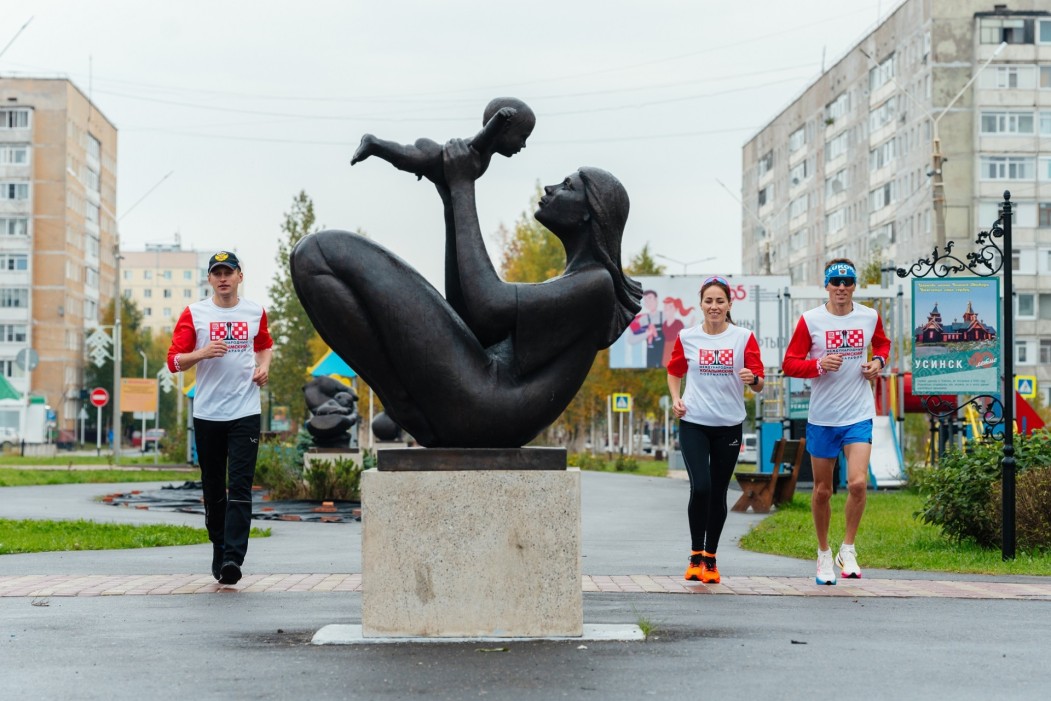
[869,415,905,488]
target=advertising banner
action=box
[911,277,1000,394]
[608,275,789,369]
[121,378,159,413]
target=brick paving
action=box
[2,573,1049,600]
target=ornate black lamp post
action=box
[897,191,1015,560]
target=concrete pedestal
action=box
[361,467,582,638]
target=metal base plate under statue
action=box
[361,447,581,638]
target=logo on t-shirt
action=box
[825,329,865,358]
[697,348,734,375]
[210,321,250,351]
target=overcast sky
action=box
[3,0,895,307]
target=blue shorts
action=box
[806,420,873,459]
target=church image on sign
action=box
[914,300,997,345]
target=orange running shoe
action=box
[700,556,720,584]
[684,552,704,581]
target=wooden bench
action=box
[731,438,806,513]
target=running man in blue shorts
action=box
[782,259,890,585]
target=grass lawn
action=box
[0,518,270,555]
[740,490,1051,576]
[571,457,668,478]
[0,468,196,487]
[0,454,186,467]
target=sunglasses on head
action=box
[828,277,856,287]
[702,275,729,287]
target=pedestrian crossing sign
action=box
[612,393,632,412]
[1016,375,1037,399]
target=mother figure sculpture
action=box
[290,138,642,448]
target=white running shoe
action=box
[835,544,862,579]
[816,548,836,585]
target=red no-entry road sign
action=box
[89,387,110,408]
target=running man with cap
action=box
[782,258,890,585]
[167,251,273,586]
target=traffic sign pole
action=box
[96,405,102,456]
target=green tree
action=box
[84,297,153,443]
[625,243,666,277]
[267,191,324,427]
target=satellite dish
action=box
[15,348,38,371]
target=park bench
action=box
[731,437,806,514]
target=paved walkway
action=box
[3,572,1051,599]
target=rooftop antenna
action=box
[0,16,34,62]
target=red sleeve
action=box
[254,309,275,352]
[744,333,764,378]
[167,307,197,372]
[666,335,687,378]
[782,316,820,378]
[870,313,891,365]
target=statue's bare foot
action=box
[350,134,377,165]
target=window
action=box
[0,217,27,237]
[789,159,810,186]
[0,324,27,343]
[143,270,152,279]
[980,18,1033,44]
[1016,340,1029,364]
[826,92,850,122]
[757,150,774,177]
[1040,203,1051,227]
[0,254,28,271]
[163,289,172,298]
[183,270,192,280]
[981,111,1035,134]
[1017,293,1035,318]
[826,131,849,162]
[1041,113,1051,135]
[871,222,895,245]
[757,187,768,208]
[143,288,152,298]
[0,182,29,200]
[1041,157,1051,181]
[1041,293,1051,320]
[870,182,897,210]
[0,146,28,165]
[789,228,808,252]
[0,109,30,129]
[183,289,192,298]
[825,168,849,198]
[981,156,1034,180]
[788,194,808,219]
[984,65,1036,89]
[1042,20,1051,43]
[1043,66,1051,89]
[163,308,172,318]
[868,55,895,91]
[1041,339,1051,365]
[144,307,152,317]
[84,167,99,192]
[870,139,898,170]
[788,126,806,153]
[869,97,898,131]
[87,134,101,161]
[162,270,172,280]
[0,289,28,308]
[826,208,846,234]
[123,269,132,280]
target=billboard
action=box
[911,277,1000,394]
[608,275,790,369]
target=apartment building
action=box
[742,0,1051,406]
[121,240,211,339]
[0,77,118,436]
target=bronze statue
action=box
[303,376,359,448]
[290,107,641,448]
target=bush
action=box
[988,466,1051,551]
[253,439,302,500]
[613,454,638,472]
[913,429,1051,548]
[304,457,361,501]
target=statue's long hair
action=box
[578,167,643,345]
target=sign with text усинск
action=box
[911,277,1000,395]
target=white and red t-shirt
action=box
[666,324,763,426]
[782,303,891,427]
[167,298,274,421]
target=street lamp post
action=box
[139,349,147,453]
[654,254,716,275]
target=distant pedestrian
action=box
[167,251,273,585]
[667,275,764,583]
[782,259,890,585]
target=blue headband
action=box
[824,263,857,287]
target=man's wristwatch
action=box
[750,375,760,386]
